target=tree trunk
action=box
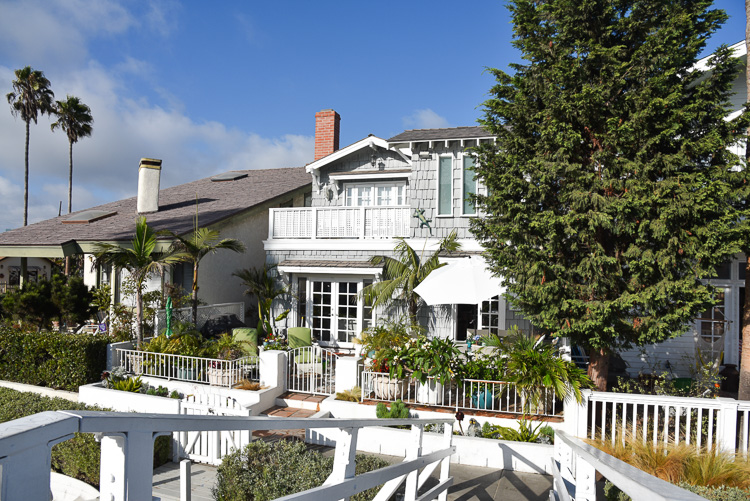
[588,347,609,391]
[739,256,750,400]
[192,261,199,327]
[741,14,750,401]
[67,139,73,214]
[23,119,29,227]
[135,286,143,349]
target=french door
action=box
[308,279,371,345]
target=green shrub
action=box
[0,328,109,390]
[335,386,362,402]
[213,439,389,501]
[0,387,171,488]
[112,376,142,393]
[604,480,750,501]
[375,400,410,419]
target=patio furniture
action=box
[232,327,259,356]
[288,327,312,349]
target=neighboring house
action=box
[0,256,54,293]
[0,160,311,316]
[264,109,527,350]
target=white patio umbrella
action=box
[414,258,505,305]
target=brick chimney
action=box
[314,109,340,161]
[137,158,162,213]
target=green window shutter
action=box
[438,156,452,215]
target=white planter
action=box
[372,375,409,400]
[416,380,444,405]
[208,367,234,386]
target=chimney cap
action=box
[139,158,162,169]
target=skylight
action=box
[62,210,117,224]
[211,171,248,182]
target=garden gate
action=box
[176,392,251,465]
[286,345,338,395]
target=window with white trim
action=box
[462,155,476,215]
[345,181,406,207]
[438,156,453,215]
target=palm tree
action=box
[164,225,245,327]
[94,217,182,347]
[6,66,54,227]
[233,264,288,335]
[51,95,93,214]
[362,231,460,320]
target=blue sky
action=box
[0,0,746,232]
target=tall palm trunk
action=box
[67,139,73,214]
[23,119,29,227]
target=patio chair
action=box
[287,327,312,349]
[232,327,259,356]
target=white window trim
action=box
[344,180,408,207]
[437,154,454,217]
[459,152,481,217]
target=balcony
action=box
[268,206,411,240]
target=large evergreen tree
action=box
[472,0,749,390]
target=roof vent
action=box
[211,171,249,182]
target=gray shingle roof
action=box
[0,167,311,247]
[387,126,492,143]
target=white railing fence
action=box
[117,348,259,388]
[552,429,706,501]
[577,391,750,454]
[287,346,339,395]
[269,206,411,239]
[0,411,455,501]
[154,301,245,334]
[360,371,559,417]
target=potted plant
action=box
[358,318,420,400]
[369,356,409,400]
[207,334,245,386]
[458,355,502,410]
[390,336,461,405]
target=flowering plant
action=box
[262,330,288,351]
[387,336,462,385]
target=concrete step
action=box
[275,392,327,411]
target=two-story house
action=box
[263,109,528,351]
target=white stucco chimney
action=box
[137,158,162,214]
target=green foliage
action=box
[0,387,170,488]
[375,400,410,420]
[456,354,502,382]
[213,439,389,501]
[472,1,750,361]
[94,216,183,347]
[0,328,108,390]
[481,419,546,443]
[169,389,181,399]
[362,231,460,319]
[146,385,170,397]
[233,264,289,336]
[51,274,96,328]
[496,334,593,410]
[384,335,462,385]
[111,376,142,393]
[50,95,93,214]
[2,280,58,330]
[335,386,362,402]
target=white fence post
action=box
[98,431,154,501]
[438,423,453,501]
[575,455,596,501]
[563,389,591,438]
[324,427,358,501]
[405,425,424,501]
[335,356,362,394]
[180,459,191,501]
[260,350,287,389]
[718,398,739,453]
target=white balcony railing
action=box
[269,206,411,239]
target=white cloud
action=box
[402,109,450,130]
[0,1,314,233]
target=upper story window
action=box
[345,181,406,207]
[438,155,453,216]
[462,155,477,215]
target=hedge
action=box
[213,439,390,501]
[0,387,171,488]
[0,328,109,390]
